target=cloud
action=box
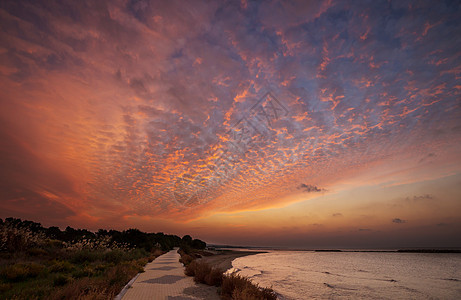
[419,152,437,163]
[436,223,450,227]
[0,0,460,226]
[392,218,407,224]
[358,228,371,232]
[298,184,325,193]
[332,213,343,217]
[412,194,435,201]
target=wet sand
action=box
[199,250,266,271]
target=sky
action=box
[1,0,460,248]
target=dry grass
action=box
[0,248,164,299]
[148,249,164,262]
[221,273,277,300]
[0,262,44,282]
[49,259,146,299]
[179,254,194,266]
[184,260,223,287]
[182,258,276,299]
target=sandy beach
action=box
[199,250,266,271]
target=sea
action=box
[228,250,461,299]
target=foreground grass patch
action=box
[185,260,223,286]
[0,262,45,282]
[0,248,163,299]
[221,273,277,300]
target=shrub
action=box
[221,273,277,300]
[49,260,75,273]
[180,254,194,266]
[180,244,192,255]
[53,274,71,286]
[126,257,147,274]
[0,262,44,281]
[49,277,110,300]
[105,262,140,287]
[192,261,210,284]
[0,225,46,252]
[49,277,92,300]
[95,263,110,272]
[27,247,48,256]
[205,267,224,287]
[72,265,96,278]
[192,239,206,250]
[103,249,125,264]
[152,248,164,257]
[45,239,64,249]
[147,248,164,262]
[184,260,197,276]
[0,283,12,293]
[70,249,102,263]
[184,260,223,286]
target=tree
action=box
[182,235,193,245]
[192,239,206,249]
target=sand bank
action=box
[199,250,266,271]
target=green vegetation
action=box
[0,217,206,299]
[179,251,277,300]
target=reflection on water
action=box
[231,251,461,299]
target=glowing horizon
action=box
[1,0,460,248]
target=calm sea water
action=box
[229,251,461,299]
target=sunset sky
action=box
[1,0,460,248]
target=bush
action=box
[105,262,141,287]
[95,263,110,272]
[27,247,48,256]
[0,262,44,281]
[221,273,277,300]
[72,265,97,278]
[184,260,197,276]
[205,267,224,287]
[134,257,148,271]
[70,249,102,264]
[148,248,164,262]
[192,239,206,250]
[49,277,107,300]
[49,260,75,273]
[180,254,194,266]
[0,283,12,293]
[53,274,71,286]
[184,260,223,286]
[103,249,125,264]
[45,239,64,249]
[0,224,46,252]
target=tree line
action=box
[0,217,206,252]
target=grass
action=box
[0,262,45,282]
[221,273,277,300]
[0,247,164,299]
[184,260,223,286]
[181,253,277,300]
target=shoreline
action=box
[198,250,266,271]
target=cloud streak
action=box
[392,218,407,224]
[298,184,325,193]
